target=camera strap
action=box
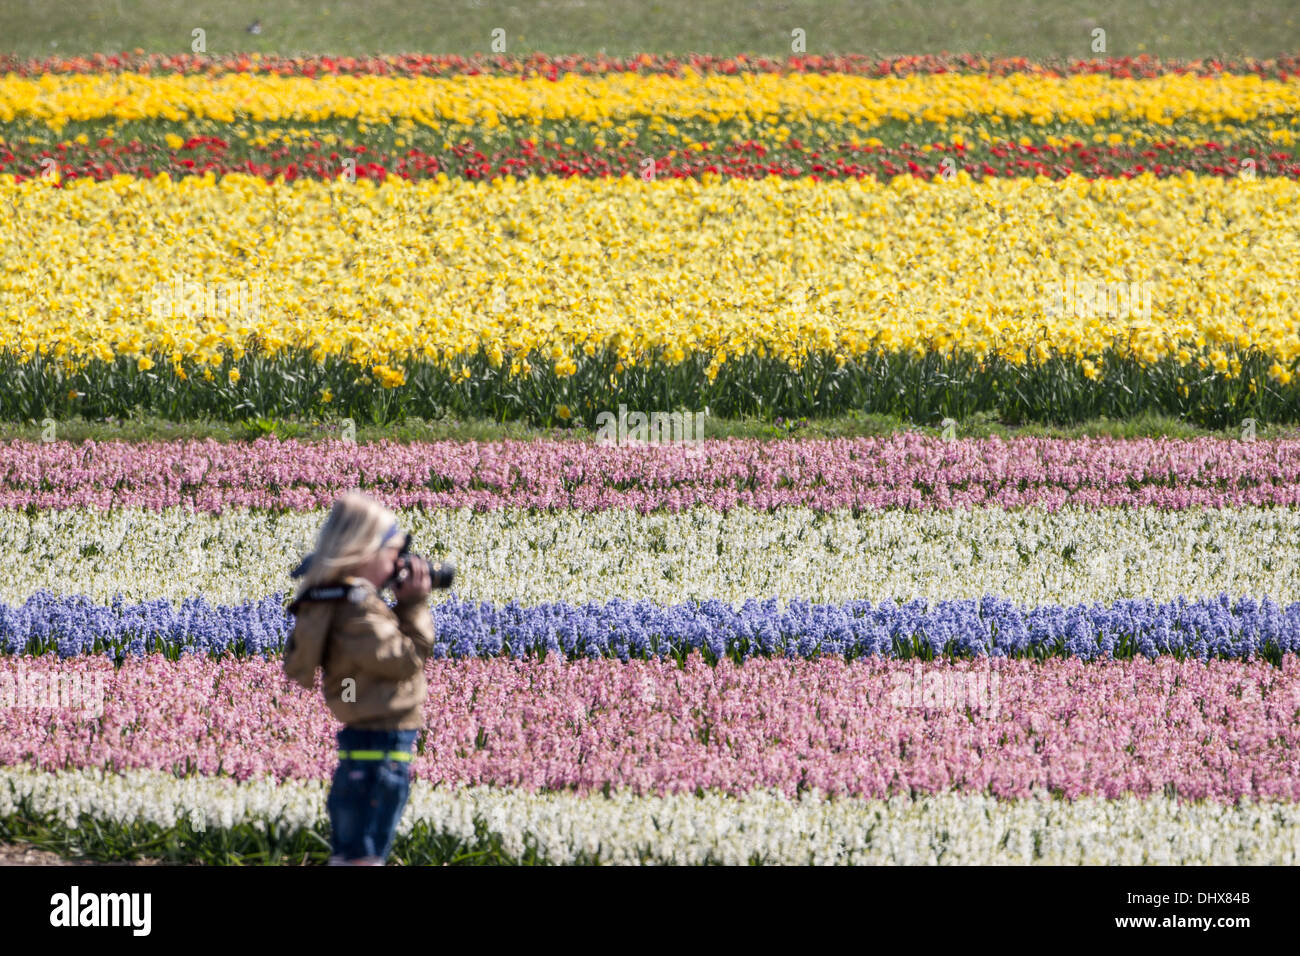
[287,582,369,615]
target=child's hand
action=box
[393,556,432,603]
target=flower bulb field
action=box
[3,54,1300,427]
[5,436,1300,864]
[2,43,1300,868]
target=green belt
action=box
[338,750,412,762]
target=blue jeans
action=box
[327,728,418,863]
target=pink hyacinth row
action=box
[6,434,1300,512]
[3,654,1298,801]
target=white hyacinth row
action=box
[3,505,1300,608]
[3,766,1299,865]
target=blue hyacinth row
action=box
[3,591,1299,661]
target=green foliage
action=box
[3,343,1297,430]
[0,807,563,865]
[0,0,1295,59]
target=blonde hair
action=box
[293,492,399,598]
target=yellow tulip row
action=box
[2,72,1299,127]
[1,172,1298,378]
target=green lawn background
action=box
[1,0,1297,59]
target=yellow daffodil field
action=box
[1,52,1299,425]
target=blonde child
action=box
[283,492,435,865]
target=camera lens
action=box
[430,560,455,589]
[386,550,455,591]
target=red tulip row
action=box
[6,136,1296,183]
[2,51,1297,78]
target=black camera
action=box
[384,533,455,591]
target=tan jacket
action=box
[283,576,436,731]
